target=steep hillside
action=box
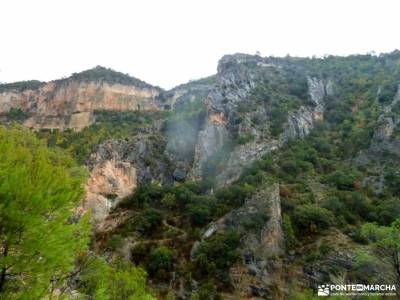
[82,51,400,298]
[2,51,400,299]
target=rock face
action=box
[0,72,163,131]
[164,76,216,179]
[281,77,332,141]
[82,135,171,225]
[163,75,216,111]
[84,159,137,224]
[189,53,333,184]
[190,121,229,179]
[353,85,400,195]
[201,184,285,299]
[356,85,400,168]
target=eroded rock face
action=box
[84,160,137,224]
[189,60,333,184]
[281,77,332,141]
[82,136,171,226]
[189,121,229,179]
[355,85,400,167]
[0,80,161,130]
[187,56,259,180]
[200,184,285,299]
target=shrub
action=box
[106,234,124,251]
[193,232,240,278]
[215,184,253,207]
[373,198,400,226]
[325,170,358,190]
[148,246,174,279]
[136,208,163,236]
[120,183,164,208]
[282,214,297,249]
[196,282,218,300]
[292,204,334,234]
[7,108,29,120]
[186,203,211,226]
[385,169,400,196]
[236,133,255,145]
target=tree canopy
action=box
[0,126,154,299]
[0,126,90,298]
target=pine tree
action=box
[0,126,90,298]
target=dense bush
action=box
[148,246,174,279]
[135,208,163,236]
[193,232,240,280]
[292,204,334,234]
[323,192,371,226]
[378,83,398,104]
[6,108,29,120]
[373,198,400,226]
[384,169,400,196]
[77,255,154,299]
[324,169,359,190]
[186,202,212,226]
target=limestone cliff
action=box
[82,132,172,225]
[0,67,164,130]
[188,54,333,184]
[200,184,285,299]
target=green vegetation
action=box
[0,80,44,92]
[248,67,311,137]
[83,53,400,297]
[37,110,167,164]
[136,208,163,236]
[361,219,400,285]
[113,178,256,288]
[236,133,255,145]
[77,254,154,300]
[0,126,154,299]
[4,52,400,297]
[0,126,89,297]
[67,65,156,89]
[119,181,223,229]
[192,232,240,284]
[6,107,29,121]
[148,246,174,279]
[292,204,334,234]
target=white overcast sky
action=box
[0,0,399,89]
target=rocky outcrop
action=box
[0,72,163,131]
[188,54,262,180]
[163,75,216,110]
[201,184,285,299]
[188,56,333,184]
[355,85,400,167]
[82,135,172,226]
[163,77,216,180]
[84,159,137,224]
[189,121,229,179]
[281,77,332,141]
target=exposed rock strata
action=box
[200,184,285,299]
[82,136,171,225]
[0,80,162,130]
[188,53,333,184]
